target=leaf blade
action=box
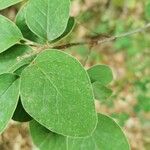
[0,0,22,10]
[25,0,70,41]
[30,120,67,150]
[20,50,97,137]
[92,81,113,102]
[68,113,130,150]
[0,73,20,133]
[15,3,45,43]
[0,44,34,74]
[0,15,23,53]
[87,65,113,85]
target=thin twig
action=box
[53,22,150,49]
[19,22,150,61]
[53,42,86,49]
[115,23,150,38]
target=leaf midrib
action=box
[35,65,65,100]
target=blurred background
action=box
[0,0,150,149]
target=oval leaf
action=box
[92,81,113,102]
[30,120,66,150]
[87,65,113,85]
[16,3,45,43]
[20,50,97,137]
[0,15,23,53]
[30,114,130,150]
[0,73,20,133]
[0,44,34,74]
[68,113,130,150]
[0,0,22,10]
[25,0,70,41]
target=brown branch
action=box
[52,22,150,50]
[53,42,86,49]
[20,22,150,61]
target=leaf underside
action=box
[52,17,75,43]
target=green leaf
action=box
[12,99,32,122]
[87,65,113,85]
[52,17,75,43]
[68,113,130,150]
[92,81,113,102]
[0,0,22,10]
[25,0,70,41]
[0,73,20,133]
[15,3,45,43]
[30,114,130,150]
[30,120,67,150]
[20,50,97,137]
[0,15,23,54]
[0,44,35,74]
